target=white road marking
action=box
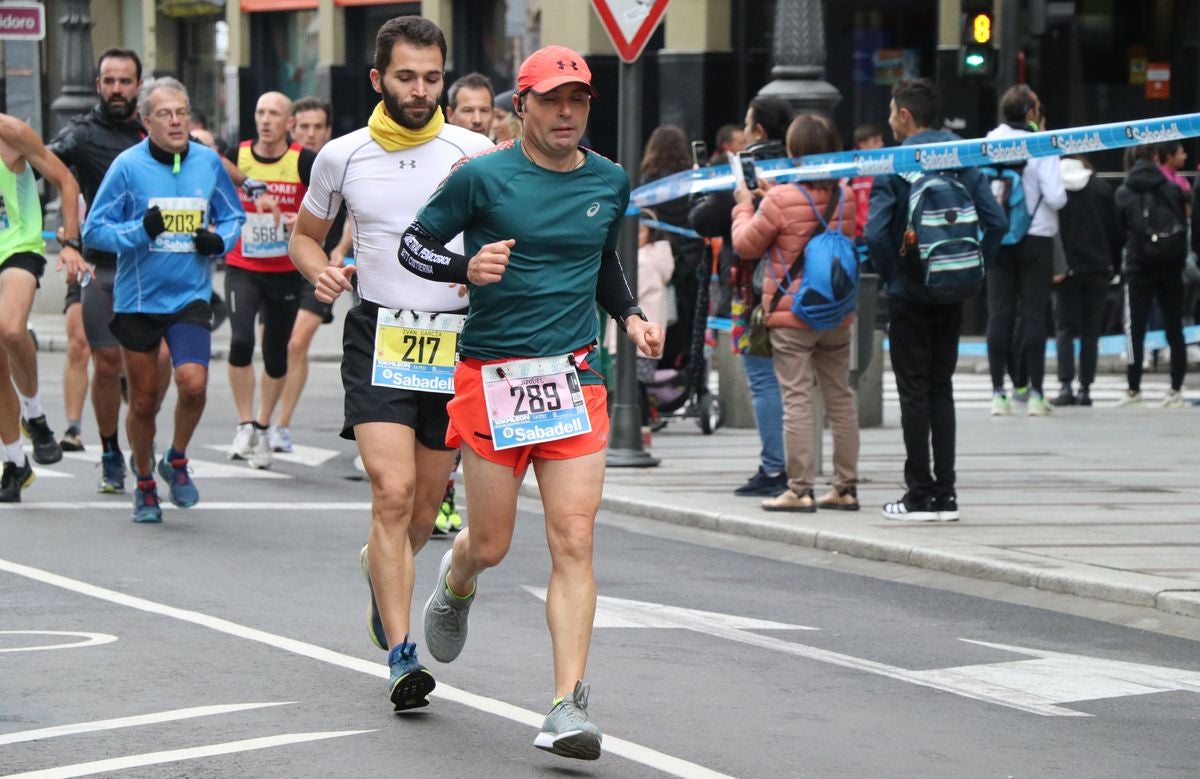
[0,631,116,654]
[0,559,734,779]
[4,731,373,778]
[201,444,341,468]
[548,589,1200,717]
[912,639,1200,704]
[0,702,293,746]
[50,452,290,480]
[0,502,372,511]
[30,467,72,479]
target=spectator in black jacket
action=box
[1050,156,1122,407]
[1115,145,1189,407]
[687,96,793,497]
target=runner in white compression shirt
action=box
[301,124,491,310]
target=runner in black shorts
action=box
[223,91,316,469]
[59,278,90,450]
[270,96,344,454]
[0,113,88,503]
[289,16,491,712]
[48,47,150,493]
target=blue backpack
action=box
[900,169,985,304]
[981,164,1039,245]
[786,186,859,330]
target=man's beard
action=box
[381,85,435,130]
[102,94,137,121]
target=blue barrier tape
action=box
[628,112,1200,213]
[708,317,1200,358]
[641,218,702,240]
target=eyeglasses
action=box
[151,108,190,121]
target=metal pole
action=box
[607,56,659,468]
[49,0,97,135]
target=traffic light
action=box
[959,10,995,77]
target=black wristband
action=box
[60,237,83,251]
[618,305,648,332]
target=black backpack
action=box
[1130,186,1186,264]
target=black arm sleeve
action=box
[298,148,316,186]
[594,248,637,320]
[398,220,470,284]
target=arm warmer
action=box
[595,248,637,320]
[398,220,469,284]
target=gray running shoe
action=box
[422,549,474,663]
[359,544,388,651]
[534,681,602,761]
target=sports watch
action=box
[618,305,648,331]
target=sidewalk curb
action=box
[519,484,1200,620]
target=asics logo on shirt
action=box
[398,160,417,169]
[586,202,600,217]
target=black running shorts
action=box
[339,299,455,450]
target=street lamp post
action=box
[757,0,842,117]
[50,0,98,134]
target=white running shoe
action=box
[1114,390,1143,408]
[229,423,255,460]
[1161,390,1185,409]
[268,425,293,453]
[248,431,273,470]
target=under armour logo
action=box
[397,160,416,169]
[556,60,579,71]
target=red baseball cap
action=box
[517,45,597,97]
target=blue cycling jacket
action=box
[84,139,245,314]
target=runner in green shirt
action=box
[400,45,663,761]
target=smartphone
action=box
[691,140,708,168]
[738,153,759,190]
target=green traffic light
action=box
[965,53,986,68]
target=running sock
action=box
[18,393,44,420]
[166,447,186,462]
[67,419,82,432]
[101,433,121,454]
[551,695,564,707]
[4,440,27,466]
[445,573,475,600]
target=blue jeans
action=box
[740,353,785,473]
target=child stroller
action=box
[645,238,724,434]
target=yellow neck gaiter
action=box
[367,101,444,151]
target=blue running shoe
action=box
[388,634,435,711]
[132,478,163,523]
[359,544,388,651]
[157,454,199,507]
[98,451,126,494]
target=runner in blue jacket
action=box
[83,77,244,523]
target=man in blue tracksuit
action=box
[84,77,244,523]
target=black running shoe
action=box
[60,425,85,452]
[21,415,63,464]
[0,459,35,502]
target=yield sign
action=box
[590,0,672,63]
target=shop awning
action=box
[240,0,317,11]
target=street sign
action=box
[0,2,44,41]
[590,0,671,63]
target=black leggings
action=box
[225,266,303,378]
[1125,264,1187,392]
[986,236,1054,394]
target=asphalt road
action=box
[3,355,1200,777]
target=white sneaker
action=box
[268,425,293,453]
[248,431,272,470]
[990,394,1013,416]
[1161,390,1185,408]
[1114,390,1142,408]
[229,423,255,460]
[1027,392,1053,417]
